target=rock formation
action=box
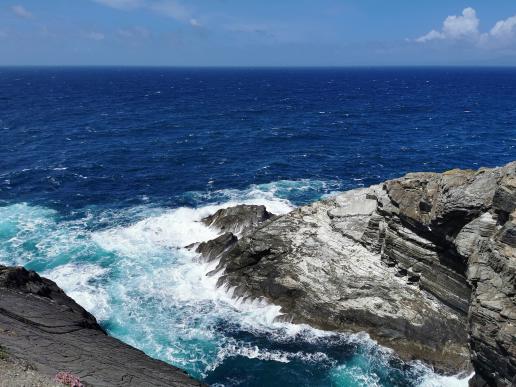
[189,204,275,262]
[197,162,516,386]
[0,265,203,386]
[2,163,513,386]
[202,204,274,235]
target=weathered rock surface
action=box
[0,352,63,387]
[197,162,516,385]
[202,204,274,235]
[0,265,203,387]
[467,172,516,387]
[195,232,238,262]
[215,188,470,373]
[375,163,516,386]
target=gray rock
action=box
[468,216,516,386]
[202,204,274,235]
[195,232,238,262]
[373,162,516,386]
[197,161,516,384]
[0,354,63,387]
[455,213,497,259]
[0,266,203,387]
[492,174,516,215]
[215,189,470,373]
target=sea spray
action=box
[0,181,471,386]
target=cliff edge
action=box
[197,162,516,386]
[0,265,203,386]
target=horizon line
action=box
[2,64,516,69]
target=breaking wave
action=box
[0,180,471,386]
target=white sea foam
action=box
[418,370,473,387]
[0,181,473,385]
[206,338,336,373]
[92,185,294,256]
[90,191,291,320]
[83,187,299,376]
[87,193,389,378]
[92,206,221,255]
[44,263,111,321]
[331,364,382,387]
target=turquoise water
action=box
[2,67,509,385]
[0,182,471,386]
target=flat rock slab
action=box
[0,267,203,387]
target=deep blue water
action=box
[0,67,514,386]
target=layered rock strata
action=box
[197,162,516,386]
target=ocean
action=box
[1,67,514,386]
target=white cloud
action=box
[91,0,199,25]
[442,7,479,39]
[149,1,189,20]
[189,18,201,28]
[416,30,444,43]
[417,7,479,43]
[92,0,143,10]
[489,15,516,41]
[84,31,105,41]
[10,4,33,19]
[117,26,150,39]
[416,7,516,48]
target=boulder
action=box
[202,204,274,235]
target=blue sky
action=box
[1,1,516,66]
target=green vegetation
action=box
[0,345,9,360]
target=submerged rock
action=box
[198,162,516,385]
[0,266,203,387]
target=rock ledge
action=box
[0,265,203,387]
[196,162,516,386]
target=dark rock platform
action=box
[0,265,204,386]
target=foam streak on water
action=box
[0,181,471,386]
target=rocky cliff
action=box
[0,265,203,386]
[197,162,516,386]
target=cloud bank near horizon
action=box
[2,2,516,66]
[416,7,516,48]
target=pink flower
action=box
[54,371,84,387]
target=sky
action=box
[1,1,516,66]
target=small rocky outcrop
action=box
[189,204,276,263]
[195,232,238,262]
[202,204,274,235]
[0,266,203,387]
[196,162,516,385]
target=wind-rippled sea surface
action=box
[1,67,515,386]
